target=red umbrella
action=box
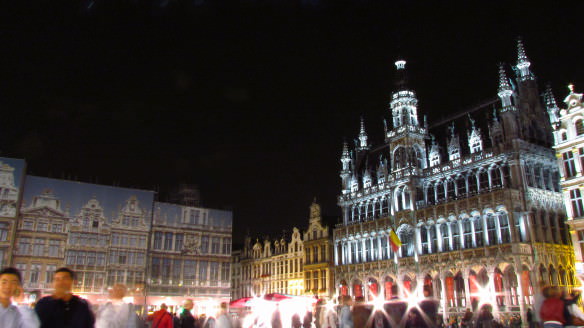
[229,297,253,308]
[263,293,293,302]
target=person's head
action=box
[160,303,168,310]
[184,299,194,310]
[355,296,365,304]
[543,286,560,299]
[571,290,582,303]
[0,267,22,302]
[53,267,75,295]
[220,302,228,312]
[342,295,352,306]
[109,284,127,300]
[423,285,432,297]
[390,284,399,296]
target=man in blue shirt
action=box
[35,267,95,328]
[0,267,40,328]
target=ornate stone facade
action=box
[552,84,584,274]
[303,201,334,299]
[333,40,575,323]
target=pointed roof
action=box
[498,64,512,94]
[544,84,559,109]
[517,38,529,66]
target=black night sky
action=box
[3,1,583,243]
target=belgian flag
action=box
[389,230,402,252]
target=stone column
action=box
[463,271,471,309]
[440,275,449,321]
[481,215,488,246]
[516,270,527,327]
[437,224,443,252]
[334,242,339,266]
[377,235,383,260]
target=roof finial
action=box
[498,63,512,93]
[517,38,529,64]
[358,117,369,150]
[516,37,534,81]
[569,83,575,93]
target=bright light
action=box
[395,60,406,70]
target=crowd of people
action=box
[0,266,232,328]
[2,265,584,328]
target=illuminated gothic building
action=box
[551,84,584,274]
[333,40,575,322]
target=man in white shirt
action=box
[0,267,40,328]
[96,283,139,328]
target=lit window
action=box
[571,189,584,218]
[576,120,584,136]
[563,152,577,178]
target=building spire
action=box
[358,117,369,150]
[544,85,560,127]
[394,59,408,90]
[516,38,534,81]
[497,64,515,111]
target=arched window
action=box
[366,202,374,219]
[436,181,445,202]
[451,221,461,250]
[490,167,502,188]
[426,184,436,205]
[462,218,473,248]
[399,226,414,257]
[576,119,584,136]
[394,147,407,170]
[446,179,456,200]
[479,169,490,191]
[456,175,467,196]
[499,212,511,243]
[468,172,478,194]
[474,217,484,247]
[420,225,429,254]
[430,224,438,253]
[486,214,497,245]
[441,223,450,252]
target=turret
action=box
[447,123,461,161]
[515,38,534,82]
[340,141,352,194]
[428,135,441,167]
[544,85,560,128]
[358,117,369,151]
[390,60,419,128]
[498,64,515,112]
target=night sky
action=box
[3,1,583,243]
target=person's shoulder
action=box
[36,296,55,307]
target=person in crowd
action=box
[384,284,407,328]
[271,303,282,328]
[533,281,546,327]
[540,286,565,328]
[148,303,174,328]
[315,300,324,328]
[35,267,94,328]
[461,309,473,328]
[526,308,535,328]
[321,300,337,328]
[474,304,494,328]
[564,290,584,327]
[351,296,370,328]
[292,311,303,328]
[303,306,314,328]
[179,299,198,328]
[96,283,139,328]
[418,286,439,328]
[0,267,40,328]
[216,302,233,328]
[339,295,353,328]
